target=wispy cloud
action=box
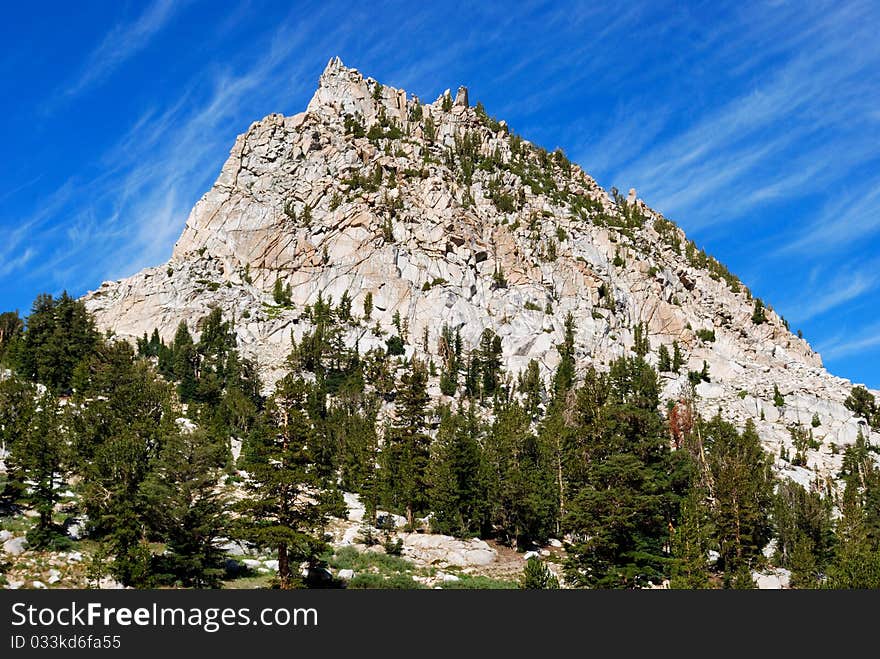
[778,182,880,255]
[784,266,880,323]
[57,0,182,102]
[817,321,880,361]
[16,3,348,293]
[0,180,75,272]
[599,2,880,230]
[0,248,34,278]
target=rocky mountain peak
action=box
[84,57,877,489]
[306,56,412,130]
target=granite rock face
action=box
[84,57,879,489]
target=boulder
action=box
[400,533,497,567]
[3,536,28,556]
[753,568,791,590]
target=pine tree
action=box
[478,328,503,398]
[140,430,229,587]
[788,533,820,588]
[148,328,162,356]
[658,344,672,372]
[273,278,292,305]
[727,566,757,589]
[137,332,150,357]
[704,416,773,575]
[564,357,678,588]
[824,478,880,588]
[171,321,198,403]
[773,384,785,408]
[540,400,574,535]
[518,359,544,417]
[380,360,430,527]
[8,391,67,547]
[463,352,481,399]
[552,313,576,397]
[337,291,352,323]
[700,360,710,382]
[844,385,876,423]
[13,292,98,393]
[672,340,684,372]
[0,376,35,507]
[438,324,459,397]
[73,353,178,586]
[670,489,713,588]
[215,349,262,440]
[235,374,329,588]
[482,401,557,547]
[197,307,235,380]
[427,404,484,536]
[632,322,649,357]
[0,310,23,364]
[773,479,832,581]
[331,391,380,500]
[362,291,373,320]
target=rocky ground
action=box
[1,491,546,590]
[2,488,796,589]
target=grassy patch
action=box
[348,573,425,589]
[0,514,33,535]
[439,574,518,589]
[261,302,294,319]
[325,545,427,589]
[327,545,414,574]
[222,573,275,589]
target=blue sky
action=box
[1,1,879,388]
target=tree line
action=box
[1,292,879,588]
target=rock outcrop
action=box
[84,57,879,490]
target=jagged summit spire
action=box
[308,57,412,128]
[324,55,344,71]
[320,55,349,81]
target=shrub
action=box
[344,114,366,138]
[752,298,767,325]
[492,266,508,289]
[383,536,404,556]
[520,557,559,589]
[273,278,292,306]
[386,335,405,356]
[773,384,785,408]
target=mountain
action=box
[84,56,878,489]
